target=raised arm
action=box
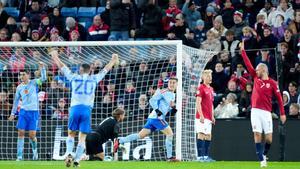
[36,62,47,85]
[94,53,119,83]
[8,88,21,120]
[240,41,256,77]
[49,50,75,81]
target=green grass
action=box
[1,161,300,169]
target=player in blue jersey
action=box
[115,77,179,161]
[50,50,118,167]
[8,62,47,161]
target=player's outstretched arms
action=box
[49,49,66,69]
[239,40,256,77]
[104,53,119,71]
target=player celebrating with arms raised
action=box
[195,70,215,162]
[50,50,119,167]
[240,41,286,167]
[115,78,179,161]
[8,62,47,161]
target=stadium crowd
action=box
[0,0,300,120]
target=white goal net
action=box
[0,41,216,161]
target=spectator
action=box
[242,26,258,67]
[204,5,216,31]
[259,0,276,26]
[214,92,239,119]
[218,50,232,76]
[193,19,206,43]
[134,0,163,39]
[30,29,41,41]
[162,0,181,34]
[270,0,294,26]
[238,82,252,118]
[25,0,45,30]
[0,28,9,41]
[167,13,188,40]
[279,43,299,89]
[50,27,63,41]
[11,32,21,42]
[254,13,267,38]
[230,10,248,40]
[115,60,131,93]
[287,81,300,104]
[51,98,68,120]
[282,91,290,116]
[109,0,136,41]
[9,48,26,79]
[87,15,110,41]
[62,17,87,41]
[230,63,250,91]
[255,48,276,79]
[5,17,17,39]
[39,15,52,41]
[288,103,300,119]
[281,28,294,51]
[258,24,278,49]
[272,13,288,41]
[17,17,31,41]
[134,94,150,120]
[224,80,241,102]
[212,62,230,95]
[182,29,199,48]
[221,30,240,58]
[200,30,221,52]
[0,0,9,29]
[49,7,64,34]
[0,89,11,119]
[123,80,137,110]
[133,62,153,93]
[288,9,300,35]
[221,0,235,29]
[182,0,201,30]
[210,15,228,39]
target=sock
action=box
[165,135,173,158]
[263,143,271,156]
[17,138,25,159]
[119,133,139,144]
[30,138,38,153]
[66,137,75,155]
[197,139,205,157]
[255,143,264,161]
[74,142,85,162]
[204,140,211,157]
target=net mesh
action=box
[0,42,216,161]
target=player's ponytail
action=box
[112,108,125,120]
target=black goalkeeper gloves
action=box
[155,109,163,116]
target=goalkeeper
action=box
[115,78,179,161]
[86,108,125,161]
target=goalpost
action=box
[0,41,216,161]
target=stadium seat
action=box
[97,7,106,15]
[4,7,19,20]
[78,7,96,28]
[61,7,78,18]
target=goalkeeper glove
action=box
[170,108,177,114]
[155,109,163,116]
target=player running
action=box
[85,108,125,161]
[8,62,47,161]
[240,41,286,167]
[50,50,119,167]
[115,78,179,161]
[195,69,215,162]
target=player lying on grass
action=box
[114,78,179,162]
[85,108,125,161]
[8,62,47,161]
[50,50,119,167]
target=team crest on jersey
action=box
[24,89,29,94]
[266,83,270,88]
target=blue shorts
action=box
[17,109,40,131]
[144,118,169,132]
[68,105,92,133]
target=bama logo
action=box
[52,126,153,160]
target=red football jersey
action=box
[195,84,214,120]
[241,50,284,115]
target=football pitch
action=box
[1,161,299,169]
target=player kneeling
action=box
[86,108,125,161]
